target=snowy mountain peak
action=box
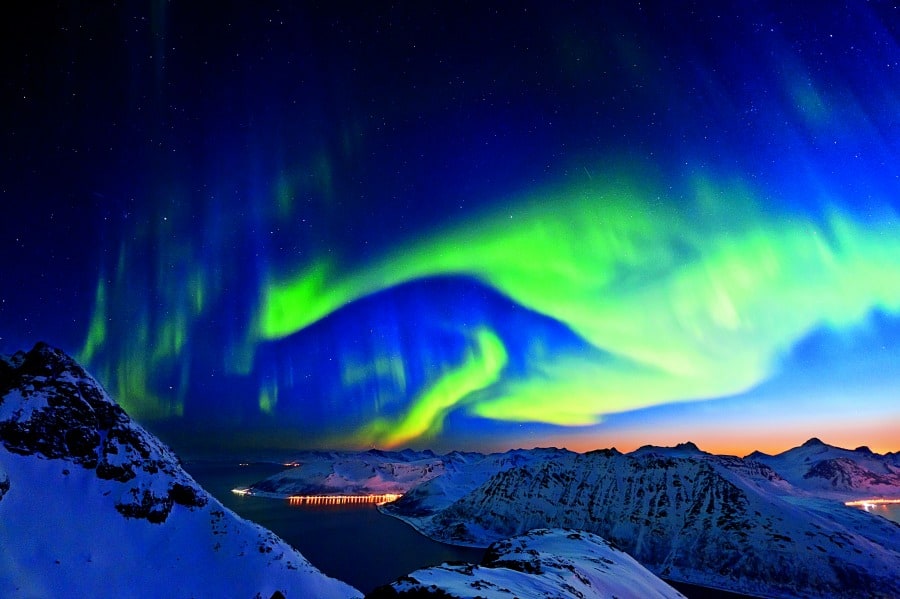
[0,344,360,598]
[753,437,900,499]
[0,342,206,523]
[744,449,770,460]
[630,441,706,458]
[1,341,76,378]
[675,441,700,452]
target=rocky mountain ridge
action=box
[379,445,900,598]
[748,437,900,499]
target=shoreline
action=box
[376,504,493,550]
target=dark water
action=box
[184,461,484,594]
[666,581,760,598]
[185,461,762,598]
[856,503,900,524]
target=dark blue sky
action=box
[3,2,899,454]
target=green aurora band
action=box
[356,327,507,448]
[259,169,900,444]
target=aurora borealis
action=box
[3,2,899,455]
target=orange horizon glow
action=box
[547,437,900,458]
[522,423,900,458]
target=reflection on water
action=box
[184,461,485,594]
[856,503,900,524]
[844,498,900,524]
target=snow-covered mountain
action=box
[243,438,900,596]
[0,342,360,598]
[748,437,900,499]
[382,446,900,598]
[248,448,447,497]
[248,446,572,504]
[367,528,686,599]
[412,448,573,508]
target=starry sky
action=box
[3,2,900,455]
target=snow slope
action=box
[367,528,685,599]
[0,343,360,599]
[382,447,900,598]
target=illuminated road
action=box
[844,498,900,510]
[230,488,402,506]
[287,494,402,506]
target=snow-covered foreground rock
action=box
[0,343,360,599]
[367,528,685,599]
[382,445,900,598]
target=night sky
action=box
[3,2,900,455]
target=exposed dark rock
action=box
[584,447,621,458]
[116,488,173,523]
[802,457,894,489]
[676,441,702,453]
[170,482,205,507]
